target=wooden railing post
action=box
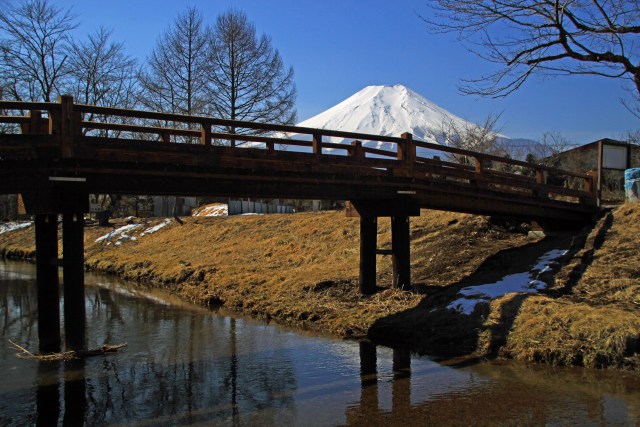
[350,140,365,160]
[312,132,322,159]
[474,156,483,175]
[201,122,211,146]
[397,132,415,177]
[52,96,81,158]
[398,132,415,162]
[160,131,170,143]
[535,168,549,198]
[474,156,488,189]
[20,110,49,134]
[266,140,275,152]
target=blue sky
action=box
[55,0,638,144]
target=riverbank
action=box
[1,206,639,369]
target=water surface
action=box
[1,261,639,426]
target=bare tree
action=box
[423,0,640,100]
[208,9,296,140]
[64,27,138,109]
[440,113,507,164]
[0,0,77,101]
[623,129,640,146]
[525,130,575,168]
[138,6,211,116]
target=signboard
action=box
[602,145,628,170]
[90,203,102,213]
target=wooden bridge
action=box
[0,96,598,353]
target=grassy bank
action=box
[1,206,639,369]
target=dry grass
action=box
[0,226,37,259]
[572,204,640,307]
[3,205,639,369]
[502,296,640,368]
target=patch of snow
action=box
[95,223,142,244]
[0,221,33,235]
[447,249,567,315]
[192,203,228,217]
[141,219,171,236]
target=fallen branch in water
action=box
[9,340,127,361]
[78,343,128,357]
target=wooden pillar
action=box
[359,216,377,295]
[63,212,85,351]
[35,213,61,354]
[391,216,411,290]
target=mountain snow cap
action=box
[297,84,475,148]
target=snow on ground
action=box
[0,221,33,235]
[448,249,568,315]
[141,218,171,236]
[95,223,142,245]
[192,203,228,217]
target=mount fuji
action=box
[296,84,489,150]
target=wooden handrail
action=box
[0,100,61,111]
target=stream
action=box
[1,260,639,426]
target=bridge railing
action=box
[0,97,597,206]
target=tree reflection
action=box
[1,263,639,426]
[1,271,297,425]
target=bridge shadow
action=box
[367,221,599,359]
[548,210,613,296]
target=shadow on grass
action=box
[553,210,614,295]
[367,223,599,359]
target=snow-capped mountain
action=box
[296,84,477,150]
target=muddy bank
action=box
[1,207,639,369]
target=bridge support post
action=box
[349,200,419,295]
[63,212,86,351]
[391,216,411,291]
[35,214,61,353]
[360,216,378,295]
[24,183,88,353]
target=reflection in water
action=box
[35,362,59,427]
[1,260,639,426]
